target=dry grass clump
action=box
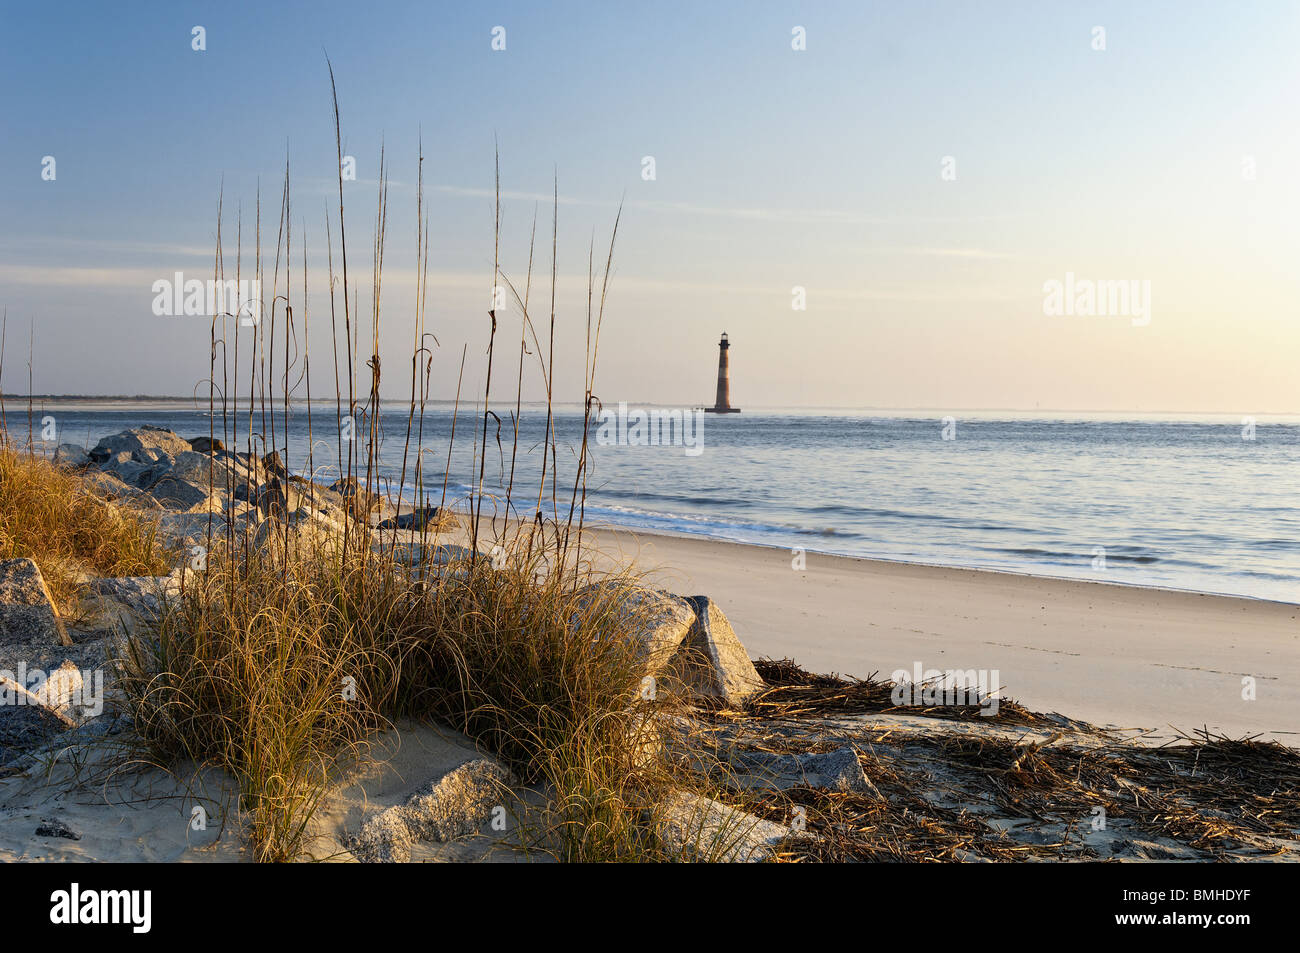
[118,539,413,861]
[398,546,689,861]
[0,440,172,607]
[118,529,696,862]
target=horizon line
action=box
[2,395,1296,418]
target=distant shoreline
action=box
[3,396,1297,420]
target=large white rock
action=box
[26,660,85,720]
[253,511,349,562]
[139,450,227,491]
[728,745,873,794]
[329,477,385,520]
[0,674,76,761]
[133,447,173,469]
[88,426,192,464]
[187,436,225,454]
[79,470,137,502]
[224,499,255,520]
[242,478,305,519]
[97,452,150,487]
[153,512,231,549]
[368,542,485,586]
[53,444,90,468]
[143,476,211,511]
[0,559,70,647]
[93,572,185,611]
[574,583,696,674]
[376,506,457,532]
[655,790,799,862]
[673,596,764,707]
[351,759,511,863]
[90,572,187,637]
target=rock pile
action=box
[4,426,854,863]
[53,427,373,553]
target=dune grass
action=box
[396,543,684,861]
[117,528,697,862]
[118,540,404,861]
[0,439,173,609]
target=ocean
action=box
[12,401,1299,604]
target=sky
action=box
[1,0,1297,412]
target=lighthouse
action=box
[705,332,741,414]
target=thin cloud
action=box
[898,247,1024,260]
[0,262,1026,305]
[428,184,1022,226]
[0,237,217,259]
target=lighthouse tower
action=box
[705,332,741,414]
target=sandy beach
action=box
[1,430,1295,864]
[582,524,1299,742]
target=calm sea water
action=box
[13,401,1299,603]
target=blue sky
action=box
[1,1,1297,411]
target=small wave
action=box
[998,546,1161,565]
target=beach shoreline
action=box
[582,517,1300,607]
[570,520,1300,743]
